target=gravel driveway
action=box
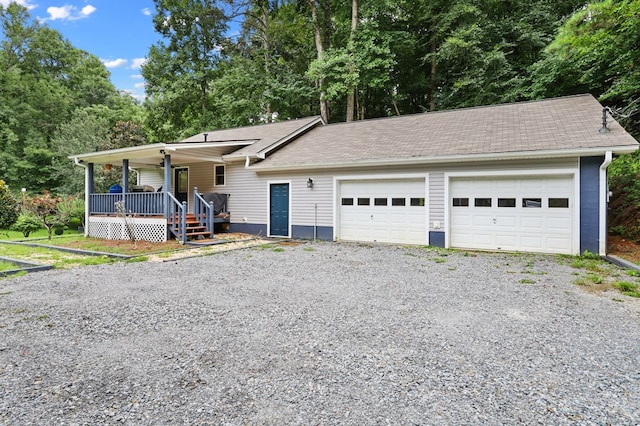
[1,242,639,425]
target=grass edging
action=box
[0,255,53,277]
[603,255,640,273]
[0,240,134,259]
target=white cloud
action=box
[102,58,128,69]
[81,5,96,17]
[131,58,147,69]
[134,82,146,89]
[131,74,144,80]
[43,4,96,22]
[142,8,152,16]
[47,5,73,20]
[0,0,36,9]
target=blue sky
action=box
[2,0,160,102]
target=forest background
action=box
[1,0,639,236]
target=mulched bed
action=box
[608,235,640,265]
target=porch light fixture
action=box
[159,149,166,155]
[307,178,314,188]
[104,163,112,171]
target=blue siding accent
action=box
[292,225,333,241]
[229,223,268,236]
[580,156,603,254]
[429,231,445,248]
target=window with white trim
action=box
[214,165,226,186]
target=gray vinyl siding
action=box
[142,156,580,239]
[429,172,444,231]
[218,165,336,228]
[224,162,269,225]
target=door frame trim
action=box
[173,166,190,207]
[267,180,292,238]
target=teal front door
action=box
[270,183,289,236]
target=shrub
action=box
[0,180,19,229]
[11,213,42,237]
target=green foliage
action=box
[0,3,143,194]
[10,213,42,237]
[0,179,19,229]
[528,0,640,137]
[612,280,640,297]
[25,191,63,240]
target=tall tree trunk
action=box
[429,37,437,112]
[309,0,329,123]
[345,0,358,122]
[261,3,272,122]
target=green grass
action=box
[0,242,115,269]
[433,257,446,263]
[613,281,638,292]
[272,247,285,253]
[519,278,536,284]
[0,228,78,241]
[303,246,316,252]
[0,260,20,272]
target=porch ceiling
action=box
[69,141,255,168]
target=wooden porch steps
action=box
[169,214,213,241]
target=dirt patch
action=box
[608,235,640,265]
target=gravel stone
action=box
[1,242,639,425]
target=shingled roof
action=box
[252,94,638,170]
[181,115,323,158]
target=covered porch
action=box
[70,141,245,243]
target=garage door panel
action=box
[495,235,518,249]
[547,216,572,230]
[472,216,493,227]
[519,216,544,230]
[450,175,574,254]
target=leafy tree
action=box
[0,179,19,229]
[10,213,41,237]
[528,0,640,137]
[143,0,229,140]
[25,191,63,240]
[0,3,139,193]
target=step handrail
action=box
[167,192,187,244]
[193,187,215,239]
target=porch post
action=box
[164,154,171,218]
[86,163,94,237]
[122,159,129,193]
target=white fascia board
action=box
[165,141,254,150]
[251,145,640,172]
[255,117,325,160]
[68,143,167,162]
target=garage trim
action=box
[334,173,429,244]
[444,168,580,254]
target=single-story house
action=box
[70,94,639,255]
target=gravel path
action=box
[1,242,639,425]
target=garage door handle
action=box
[371,214,373,220]
[493,218,496,224]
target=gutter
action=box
[599,151,613,256]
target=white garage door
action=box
[449,175,574,254]
[339,179,426,244]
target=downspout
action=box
[599,151,613,256]
[74,158,90,237]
